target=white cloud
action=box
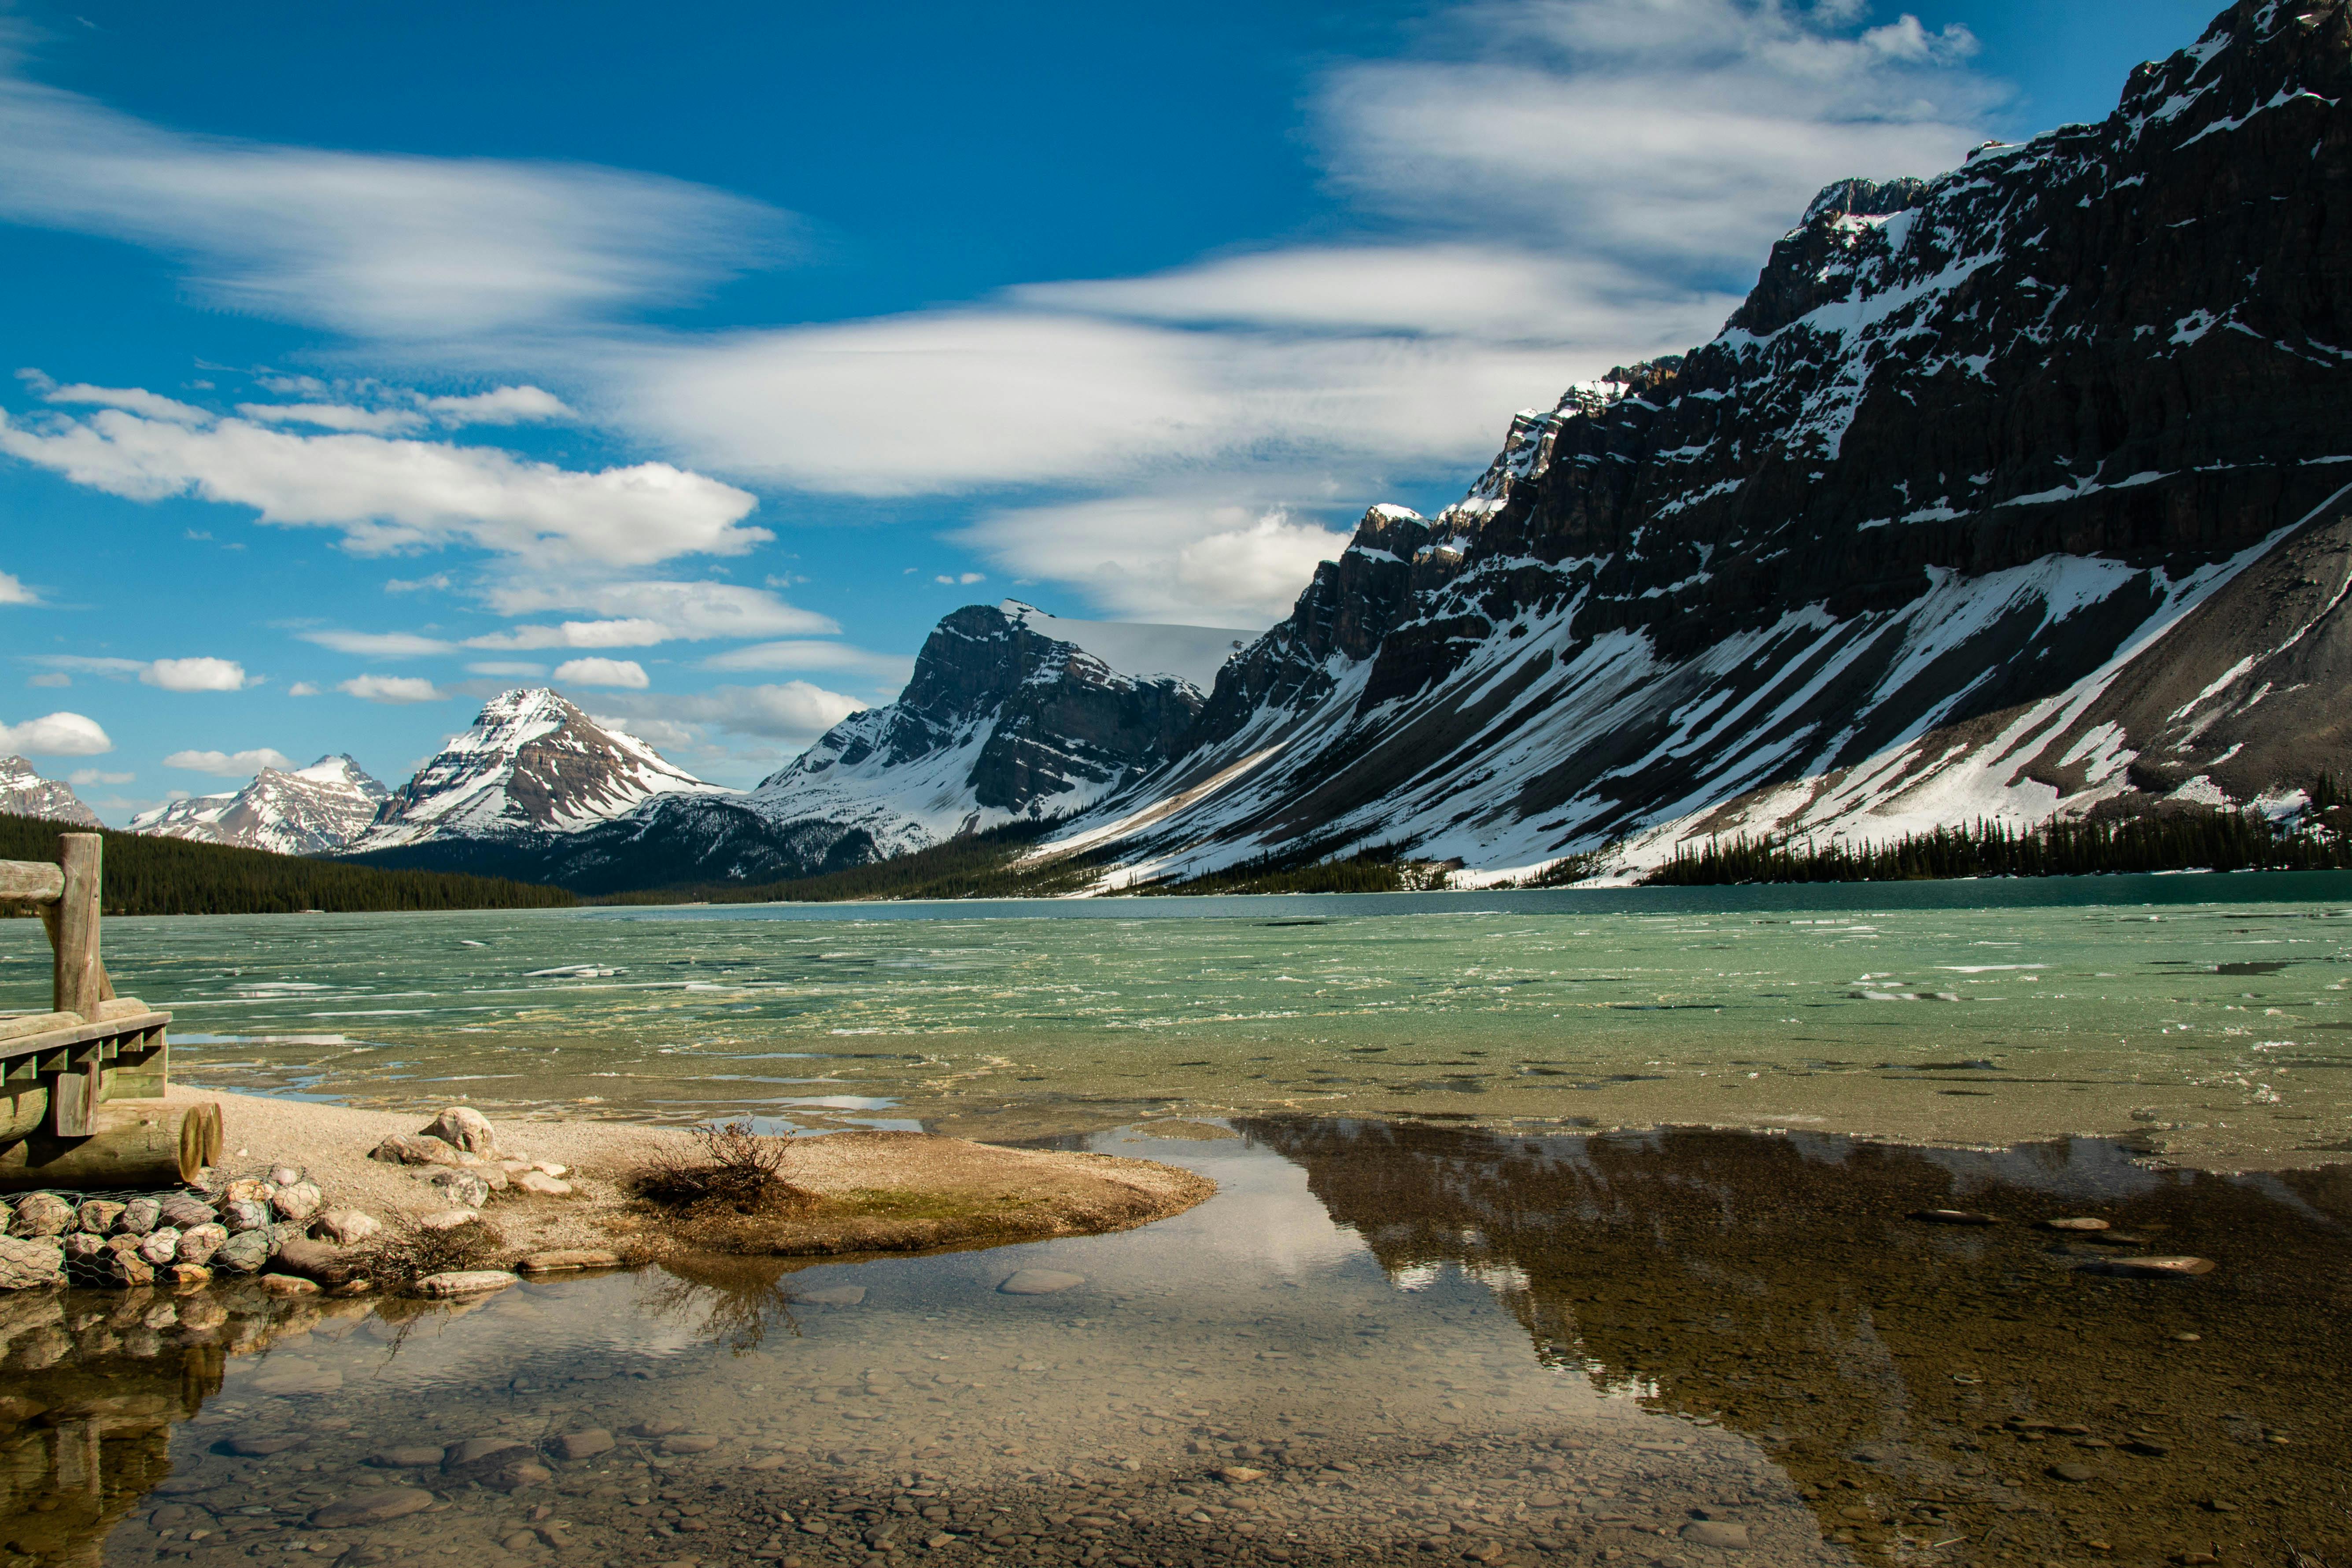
[165,746,293,775]
[236,401,427,435]
[598,680,866,746]
[422,385,574,424]
[962,496,1345,624]
[0,403,768,569]
[141,655,251,692]
[286,681,321,696]
[0,711,111,755]
[0,568,40,604]
[0,68,795,341]
[299,629,454,657]
[933,572,986,586]
[466,660,546,677]
[478,579,838,639]
[462,617,669,650]
[28,653,252,690]
[551,656,649,689]
[26,671,68,688]
[67,767,132,786]
[1314,0,1998,283]
[19,370,207,424]
[338,674,444,703]
[384,571,454,594]
[700,641,916,683]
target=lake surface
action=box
[14,873,2352,1165]
[4,1122,2344,1568]
[5,880,2349,1567]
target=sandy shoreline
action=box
[158,1086,1216,1270]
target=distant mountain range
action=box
[0,755,100,829]
[132,754,387,856]
[14,0,2351,897]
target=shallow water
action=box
[15,875,2352,1163]
[4,1123,2344,1568]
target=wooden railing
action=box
[0,833,172,1138]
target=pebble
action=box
[221,1198,273,1233]
[214,1230,272,1273]
[110,1251,157,1287]
[551,1429,615,1461]
[416,1269,520,1297]
[260,1273,321,1296]
[520,1249,623,1273]
[423,1104,502,1155]
[999,1269,1088,1295]
[1216,1467,1266,1484]
[1908,1209,1999,1225]
[268,1164,303,1188]
[2047,1463,2100,1483]
[0,1236,65,1289]
[158,1192,217,1229]
[176,1222,229,1265]
[2079,1256,2216,1278]
[368,1446,447,1468]
[10,1192,76,1238]
[165,1264,213,1286]
[75,1199,126,1233]
[663,1435,721,1454]
[371,1133,478,1167]
[427,1170,493,1208]
[513,1170,574,1196]
[416,1208,483,1231]
[788,1284,868,1306]
[2042,1217,2110,1231]
[220,1434,306,1457]
[137,1227,183,1265]
[116,1196,162,1236]
[312,1208,381,1245]
[310,1488,435,1528]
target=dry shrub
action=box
[353,1211,508,1295]
[635,1121,812,1217]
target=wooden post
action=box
[49,834,103,1137]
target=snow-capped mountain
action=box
[733,601,1252,860]
[1032,0,2352,885]
[353,689,728,852]
[0,756,102,827]
[131,755,387,856]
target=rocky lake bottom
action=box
[1,1121,2344,1568]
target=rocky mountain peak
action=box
[133,753,390,856]
[357,688,727,850]
[0,756,102,828]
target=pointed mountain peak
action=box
[0,755,103,828]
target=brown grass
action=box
[352,1211,510,1294]
[632,1122,814,1225]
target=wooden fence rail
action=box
[0,827,177,1147]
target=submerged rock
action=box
[310,1488,434,1528]
[999,1269,1087,1295]
[416,1269,518,1297]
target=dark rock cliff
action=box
[1064,0,2352,875]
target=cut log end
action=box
[0,1099,223,1192]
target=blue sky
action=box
[0,0,2222,817]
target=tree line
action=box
[1643,808,2352,885]
[0,816,575,916]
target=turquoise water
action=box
[7,874,2352,1161]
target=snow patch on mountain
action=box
[0,756,102,828]
[356,689,727,850]
[133,754,388,856]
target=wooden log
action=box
[51,835,102,1138]
[0,860,63,904]
[0,1099,222,1192]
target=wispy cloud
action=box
[165,746,292,775]
[338,674,444,704]
[28,653,253,690]
[700,640,916,683]
[299,629,452,658]
[0,60,796,341]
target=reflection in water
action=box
[1244,1119,2352,1567]
[0,1123,2342,1568]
